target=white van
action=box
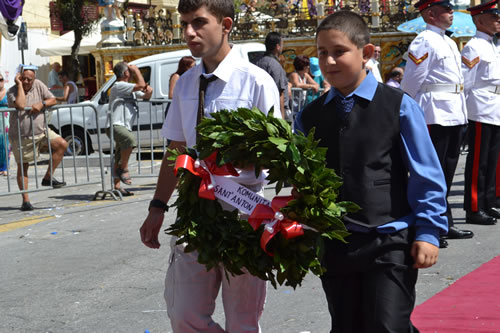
[49,42,266,155]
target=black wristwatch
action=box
[149,199,169,212]
[42,101,46,109]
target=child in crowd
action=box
[294,11,448,332]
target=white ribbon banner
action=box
[211,175,271,215]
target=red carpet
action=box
[412,255,500,332]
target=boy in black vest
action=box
[295,11,448,332]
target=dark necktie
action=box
[197,74,218,127]
[333,95,355,121]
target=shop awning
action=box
[36,27,101,57]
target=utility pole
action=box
[18,22,28,64]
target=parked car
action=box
[49,43,266,155]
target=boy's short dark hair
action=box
[316,10,370,48]
[264,32,282,52]
[178,0,234,22]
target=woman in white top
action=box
[288,55,319,111]
[168,56,196,99]
[56,71,79,104]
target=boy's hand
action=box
[140,210,165,249]
[411,241,439,269]
[291,185,301,200]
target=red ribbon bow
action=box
[174,151,239,200]
[248,195,304,255]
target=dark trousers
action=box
[464,121,500,212]
[496,151,500,205]
[428,124,466,227]
[320,229,419,333]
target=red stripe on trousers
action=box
[471,122,482,212]
[497,152,500,197]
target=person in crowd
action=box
[306,56,330,104]
[168,56,196,99]
[401,0,474,248]
[294,10,447,332]
[385,66,404,89]
[0,71,9,176]
[107,62,152,197]
[289,55,319,112]
[366,44,383,82]
[461,0,500,224]
[56,71,79,104]
[7,66,68,211]
[48,62,63,98]
[255,31,289,119]
[139,0,280,331]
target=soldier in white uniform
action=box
[401,0,474,248]
[495,31,500,208]
[462,0,500,225]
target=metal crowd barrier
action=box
[0,104,111,201]
[290,87,326,129]
[0,90,328,205]
[107,97,171,200]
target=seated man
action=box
[8,66,69,211]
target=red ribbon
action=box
[248,195,304,255]
[174,151,239,200]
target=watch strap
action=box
[149,199,169,212]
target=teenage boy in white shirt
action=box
[139,0,280,332]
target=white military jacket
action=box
[401,24,467,126]
[461,31,500,125]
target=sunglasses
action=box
[21,77,33,82]
[0,78,4,82]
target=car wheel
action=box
[62,127,88,156]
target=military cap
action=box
[467,0,499,16]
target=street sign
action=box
[18,22,28,51]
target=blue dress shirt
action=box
[294,72,448,247]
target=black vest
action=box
[300,84,411,228]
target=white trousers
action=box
[165,237,267,333]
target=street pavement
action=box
[1,153,499,333]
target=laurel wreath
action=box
[166,107,358,288]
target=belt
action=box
[420,83,464,93]
[482,85,500,94]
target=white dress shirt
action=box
[401,24,467,126]
[366,58,383,83]
[162,46,281,184]
[462,31,500,126]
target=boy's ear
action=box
[222,17,233,35]
[362,44,375,63]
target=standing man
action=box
[107,62,152,196]
[461,0,500,225]
[366,45,383,82]
[385,66,404,88]
[401,0,474,248]
[48,62,63,98]
[56,71,79,104]
[7,66,68,211]
[255,31,289,120]
[139,0,280,332]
